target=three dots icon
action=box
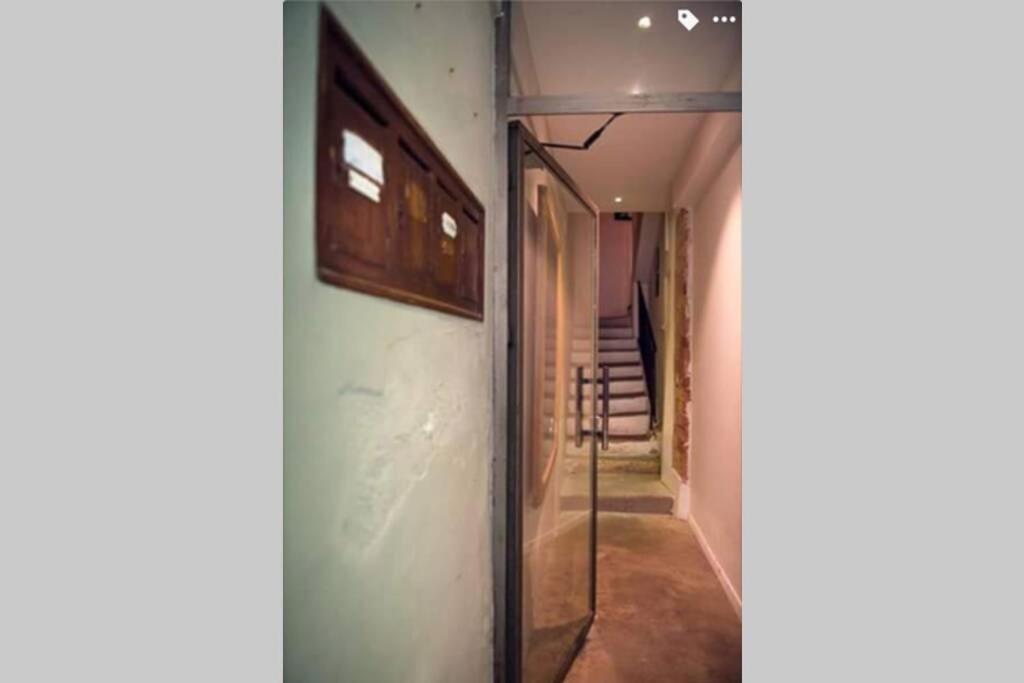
[712,16,738,23]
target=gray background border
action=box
[0,0,1022,680]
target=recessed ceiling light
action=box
[637,16,652,29]
[614,196,623,203]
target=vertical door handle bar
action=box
[575,365,584,448]
[601,364,610,451]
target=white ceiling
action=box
[538,112,708,211]
[513,1,741,211]
[516,1,742,96]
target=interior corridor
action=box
[566,512,741,683]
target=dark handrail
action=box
[636,282,658,425]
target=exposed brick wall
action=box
[673,209,692,481]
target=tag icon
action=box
[677,9,699,31]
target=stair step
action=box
[570,349,641,365]
[564,453,660,475]
[599,471,671,514]
[572,393,649,416]
[601,434,659,443]
[599,326,634,339]
[567,412,650,437]
[572,337,638,352]
[602,350,641,364]
[600,315,632,328]
[600,338,638,351]
[571,378,646,397]
[598,453,660,475]
[560,466,672,514]
[564,435,660,461]
[607,413,650,436]
[580,364,643,381]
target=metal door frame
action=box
[506,120,601,683]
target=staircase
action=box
[560,234,672,514]
[567,314,652,440]
[562,313,671,515]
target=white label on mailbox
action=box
[342,130,384,185]
[442,212,458,239]
[348,169,381,203]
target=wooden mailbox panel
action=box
[315,7,485,321]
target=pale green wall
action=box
[284,2,495,681]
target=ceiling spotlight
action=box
[637,16,652,29]
[614,196,623,203]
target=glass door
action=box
[508,122,599,683]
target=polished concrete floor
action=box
[564,512,742,683]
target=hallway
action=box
[565,512,742,683]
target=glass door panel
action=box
[511,122,598,683]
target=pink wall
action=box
[691,146,742,601]
[598,215,634,318]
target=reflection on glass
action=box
[521,150,596,683]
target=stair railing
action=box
[631,280,640,342]
[636,281,658,425]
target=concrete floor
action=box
[564,512,742,683]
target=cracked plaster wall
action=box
[284,2,495,681]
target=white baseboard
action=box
[689,515,742,620]
[673,481,689,520]
[659,461,690,520]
